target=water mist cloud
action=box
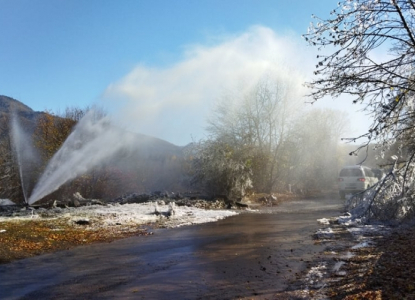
[102,26,308,145]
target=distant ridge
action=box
[0,95,44,126]
[0,95,34,114]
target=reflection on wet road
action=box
[0,196,344,299]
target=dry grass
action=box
[0,219,150,264]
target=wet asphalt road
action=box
[0,195,344,300]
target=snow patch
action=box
[315,227,334,239]
[305,263,327,286]
[351,241,373,249]
[0,202,239,230]
[317,218,330,225]
[341,251,354,260]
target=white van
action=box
[338,165,379,199]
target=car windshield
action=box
[339,168,363,177]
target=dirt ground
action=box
[285,216,415,300]
[326,225,415,300]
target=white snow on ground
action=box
[317,218,330,225]
[297,262,328,299]
[346,225,387,236]
[0,201,239,230]
[305,263,326,285]
[341,251,354,260]
[351,241,373,249]
[314,227,334,239]
[309,211,392,299]
[302,262,327,296]
[336,213,360,226]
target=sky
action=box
[0,0,372,146]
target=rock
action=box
[235,201,249,208]
[73,192,85,201]
[174,193,183,200]
[214,194,229,202]
[74,219,90,225]
[90,199,105,205]
[126,193,150,204]
[52,207,62,213]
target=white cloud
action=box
[101,25,374,145]
[102,26,308,145]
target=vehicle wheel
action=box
[339,191,345,200]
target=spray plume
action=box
[11,114,38,204]
[28,111,134,204]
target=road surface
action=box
[0,195,343,299]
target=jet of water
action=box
[28,110,134,205]
[11,114,39,204]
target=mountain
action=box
[0,95,189,198]
[0,95,45,136]
[0,95,33,114]
[0,95,43,121]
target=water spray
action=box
[28,111,134,205]
[10,114,37,205]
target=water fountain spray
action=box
[10,114,37,204]
[28,110,134,205]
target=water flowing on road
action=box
[0,195,344,299]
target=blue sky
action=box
[1,0,369,145]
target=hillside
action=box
[0,95,188,200]
[0,95,43,122]
[0,95,184,155]
[0,95,33,114]
[0,95,45,137]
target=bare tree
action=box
[305,0,415,220]
[304,0,415,148]
[207,75,301,193]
